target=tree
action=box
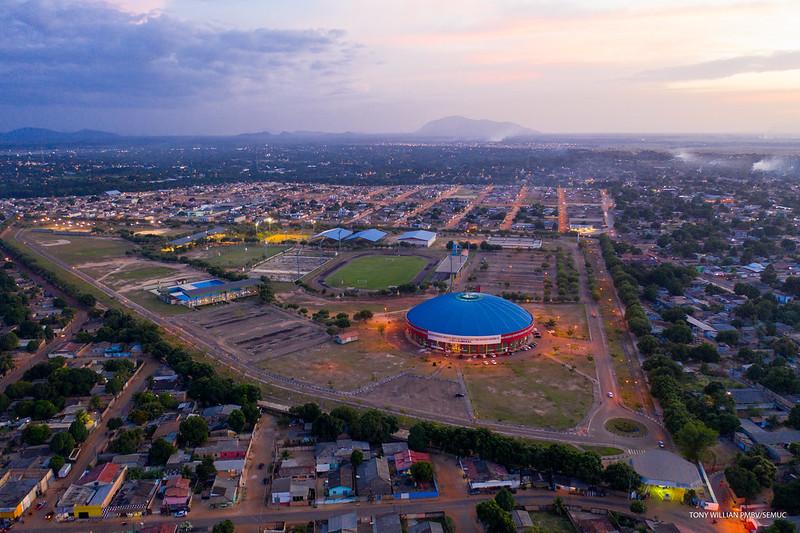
[22,423,51,445]
[50,431,76,456]
[178,416,209,447]
[258,280,274,304]
[350,449,364,468]
[773,479,800,514]
[212,520,235,533]
[227,409,246,433]
[109,429,144,454]
[715,330,739,346]
[603,462,641,492]
[410,461,434,484]
[736,448,776,488]
[69,417,89,443]
[788,405,800,430]
[664,322,693,344]
[629,500,646,514]
[105,374,125,395]
[89,395,103,410]
[0,354,13,376]
[408,423,429,451]
[725,465,761,499]
[49,454,65,474]
[78,293,97,307]
[636,335,659,356]
[107,417,124,430]
[241,402,260,427]
[149,438,176,466]
[494,487,515,511]
[0,332,18,351]
[675,420,718,462]
[289,402,322,423]
[764,519,798,533]
[311,413,344,441]
[196,456,217,484]
[476,499,515,533]
[352,409,398,444]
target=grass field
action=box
[325,255,427,290]
[3,232,121,310]
[127,290,191,316]
[605,418,648,437]
[528,512,577,533]
[581,445,624,456]
[189,244,287,269]
[28,233,133,264]
[463,357,593,429]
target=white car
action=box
[607,392,614,398]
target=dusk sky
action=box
[3,0,800,135]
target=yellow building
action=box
[57,463,126,519]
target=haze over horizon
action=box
[3,0,800,136]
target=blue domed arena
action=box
[406,292,534,354]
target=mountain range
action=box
[0,116,538,146]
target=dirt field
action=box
[462,248,557,300]
[525,302,590,340]
[358,373,468,419]
[175,300,329,361]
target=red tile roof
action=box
[80,462,122,485]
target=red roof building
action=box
[393,450,431,472]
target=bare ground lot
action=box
[175,300,329,361]
[462,248,557,298]
[259,318,419,389]
[463,354,593,429]
[524,302,590,340]
[356,373,469,420]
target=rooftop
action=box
[407,292,533,337]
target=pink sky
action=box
[3,0,800,135]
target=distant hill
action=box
[415,116,538,141]
[0,128,120,146]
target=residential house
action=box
[356,458,392,499]
[161,477,192,514]
[325,464,354,499]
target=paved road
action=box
[570,240,668,448]
[25,485,739,533]
[500,184,528,231]
[25,358,160,530]
[557,187,569,233]
[444,186,493,230]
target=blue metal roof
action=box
[397,230,436,241]
[314,228,353,241]
[407,292,533,337]
[345,228,387,242]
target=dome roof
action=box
[406,292,533,337]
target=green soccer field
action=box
[325,255,427,290]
